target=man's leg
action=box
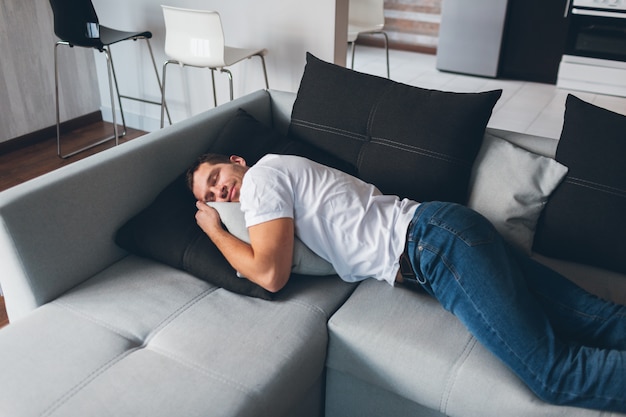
[515,252,626,350]
[406,201,626,412]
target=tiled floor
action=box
[351,46,626,139]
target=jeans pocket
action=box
[429,204,497,247]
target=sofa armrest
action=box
[0,90,276,321]
[268,89,296,136]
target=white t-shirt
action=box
[239,154,419,286]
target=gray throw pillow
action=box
[467,133,568,254]
[207,202,336,276]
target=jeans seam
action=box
[533,289,626,322]
[420,242,610,404]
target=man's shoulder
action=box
[253,154,314,172]
[257,153,307,164]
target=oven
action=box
[557,0,626,96]
[565,0,626,61]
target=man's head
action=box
[186,153,249,203]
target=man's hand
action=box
[195,201,222,236]
[194,201,294,293]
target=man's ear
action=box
[229,155,247,167]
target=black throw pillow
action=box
[115,109,288,299]
[115,108,354,298]
[289,53,502,204]
[115,173,274,299]
[533,94,626,274]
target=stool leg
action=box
[210,69,218,107]
[54,42,63,157]
[104,46,127,138]
[381,31,390,79]
[146,39,171,126]
[55,41,118,158]
[161,61,170,128]
[103,48,120,147]
[258,54,269,89]
[221,69,234,101]
[350,41,356,69]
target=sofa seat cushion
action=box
[530,253,626,307]
[326,280,617,417]
[0,256,355,417]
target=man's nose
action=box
[210,185,225,201]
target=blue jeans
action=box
[406,201,626,412]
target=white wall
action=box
[91,0,349,132]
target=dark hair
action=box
[186,153,231,191]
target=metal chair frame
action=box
[349,30,390,79]
[347,0,390,79]
[54,34,171,158]
[160,54,269,128]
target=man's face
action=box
[192,157,248,203]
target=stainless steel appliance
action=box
[437,0,570,84]
[436,0,509,78]
[558,0,626,96]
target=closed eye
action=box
[204,169,219,202]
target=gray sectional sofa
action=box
[1,55,625,417]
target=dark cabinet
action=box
[499,0,570,84]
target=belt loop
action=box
[399,205,429,290]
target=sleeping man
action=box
[187,152,626,413]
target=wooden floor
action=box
[0,297,8,328]
[0,122,146,192]
[0,121,147,327]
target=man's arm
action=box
[195,202,294,292]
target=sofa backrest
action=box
[0,90,274,320]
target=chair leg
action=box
[258,54,269,89]
[104,46,127,138]
[349,41,356,70]
[108,38,168,130]
[220,69,234,102]
[146,39,171,126]
[161,60,178,129]
[349,32,390,79]
[381,31,390,79]
[211,69,218,107]
[218,57,268,105]
[54,42,63,157]
[161,61,170,129]
[103,48,120,148]
[161,57,265,115]
[55,41,118,159]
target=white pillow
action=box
[207,202,336,276]
[467,133,568,254]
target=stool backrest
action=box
[348,0,385,28]
[162,6,226,67]
[48,0,103,48]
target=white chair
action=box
[348,0,390,78]
[160,5,269,127]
